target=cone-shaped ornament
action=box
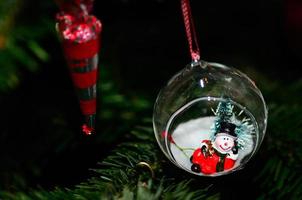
[56,1,101,135]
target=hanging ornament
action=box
[55,0,102,135]
[153,0,268,176]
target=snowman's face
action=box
[214,133,235,153]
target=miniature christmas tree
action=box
[211,98,234,139]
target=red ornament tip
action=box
[82,124,94,135]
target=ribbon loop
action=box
[181,0,200,61]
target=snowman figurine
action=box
[190,121,239,174]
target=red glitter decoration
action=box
[56,13,101,44]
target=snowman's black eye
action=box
[227,138,229,140]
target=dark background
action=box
[0,0,301,193]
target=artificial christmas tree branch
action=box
[0,121,216,200]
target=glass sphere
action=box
[153,60,268,176]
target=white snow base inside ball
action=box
[169,116,254,175]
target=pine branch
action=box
[253,104,302,199]
[0,120,216,200]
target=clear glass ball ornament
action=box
[153,60,268,176]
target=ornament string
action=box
[181,0,200,61]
